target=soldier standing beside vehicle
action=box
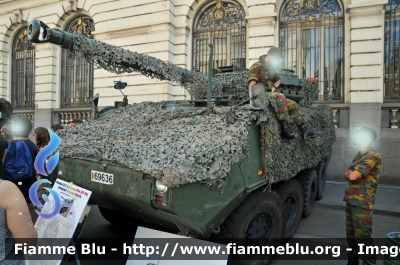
[248,47,322,140]
[344,127,381,265]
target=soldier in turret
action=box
[344,127,381,265]
[248,47,322,140]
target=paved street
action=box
[61,181,400,265]
[272,205,399,265]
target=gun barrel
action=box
[27,19,210,99]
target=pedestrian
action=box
[248,47,322,140]
[51,123,64,132]
[4,116,38,222]
[344,127,381,265]
[1,125,12,141]
[0,133,6,179]
[33,127,50,151]
[69,118,83,128]
[0,179,38,263]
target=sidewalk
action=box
[317,181,400,215]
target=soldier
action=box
[344,127,381,265]
[248,47,322,140]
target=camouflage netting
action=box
[57,102,249,188]
[213,71,249,100]
[71,34,209,99]
[260,103,336,185]
[56,100,335,188]
[298,79,320,108]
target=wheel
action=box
[315,157,327,200]
[296,169,317,218]
[220,189,285,265]
[273,179,304,239]
[98,206,139,230]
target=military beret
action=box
[267,47,283,58]
[357,127,377,142]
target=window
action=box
[193,0,246,75]
[11,28,35,109]
[61,17,95,107]
[384,0,400,102]
[280,0,344,102]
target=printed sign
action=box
[27,179,92,265]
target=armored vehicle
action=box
[28,19,335,264]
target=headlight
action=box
[155,180,168,193]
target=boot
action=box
[279,120,299,140]
[301,123,323,141]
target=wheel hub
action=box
[283,195,297,228]
[245,211,273,245]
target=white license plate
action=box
[91,170,114,185]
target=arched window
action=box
[384,0,400,102]
[11,28,35,109]
[61,16,95,107]
[279,0,343,102]
[193,0,246,75]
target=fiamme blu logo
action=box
[29,129,62,219]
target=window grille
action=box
[280,0,344,102]
[61,17,95,107]
[11,28,35,109]
[193,0,246,74]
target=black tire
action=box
[315,157,327,200]
[98,206,139,230]
[220,189,285,265]
[296,169,317,218]
[273,179,304,239]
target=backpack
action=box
[4,141,34,181]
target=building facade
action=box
[0,0,399,184]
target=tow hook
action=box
[211,225,221,234]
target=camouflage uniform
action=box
[343,147,382,265]
[248,61,305,125]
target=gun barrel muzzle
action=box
[27,19,74,51]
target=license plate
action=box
[91,170,113,185]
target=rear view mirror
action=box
[114,81,127,90]
[250,83,266,110]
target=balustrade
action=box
[390,109,398,129]
[55,109,92,127]
[12,112,34,124]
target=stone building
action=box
[0,0,399,184]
